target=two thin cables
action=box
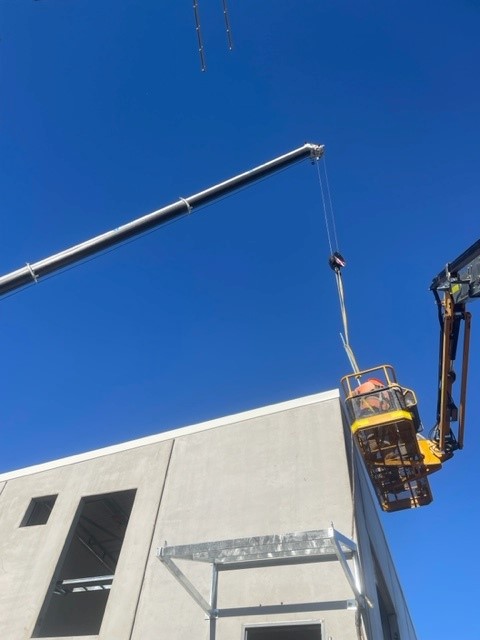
[315,159,360,375]
[193,0,233,72]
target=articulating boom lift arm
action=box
[340,238,480,512]
[0,143,324,298]
[430,238,480,456]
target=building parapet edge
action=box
[0,389,340,481]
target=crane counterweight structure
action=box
[0,143,324,298]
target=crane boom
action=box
[0,143,324,298]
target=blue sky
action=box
[1,1,479,638]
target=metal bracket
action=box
[178,197,193,214]
[26,262,38,284]
[157,527,364,626]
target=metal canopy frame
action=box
[157,527,363,627]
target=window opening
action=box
[21,495,57,527]
[32,488,136,638]
[245,623,322,640]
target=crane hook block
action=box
[329,251,346,272]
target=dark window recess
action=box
[32,488,136,638]
[21,495,57,527]
[371,546,401,640]
[245,624,322,640]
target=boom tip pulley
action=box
[309,144,325,161]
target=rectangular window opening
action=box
[32,488,136,638]
[21,495,58,527]
[245,623,322,640]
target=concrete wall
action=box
[0,440,172,640]
[0,391,417,640]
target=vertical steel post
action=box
[209,564,219,640]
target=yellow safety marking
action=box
[350,410,414,434]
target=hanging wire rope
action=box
[315,158,360,374]
[315,158,361,579]
[222,0,234,50]
[316,160,334,255]
[192,0,207,71]
[192,0,234,71]
[322,156,340,251]
[315,158,365,587]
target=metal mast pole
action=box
[0,143,323,298]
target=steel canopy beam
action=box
[159,529,354,566]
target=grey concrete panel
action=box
[132,398,359,639]
[163,398,352,541]
[99,440,173,639]
[0,441,172,640]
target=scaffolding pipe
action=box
[0,143,324,298]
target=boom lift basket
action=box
[341,365,439,512]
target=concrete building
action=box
[0,389,417,640]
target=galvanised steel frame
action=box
[157,526,364,638]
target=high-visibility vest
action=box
[352,378,388,411]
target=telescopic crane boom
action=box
[0,143,323,298]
